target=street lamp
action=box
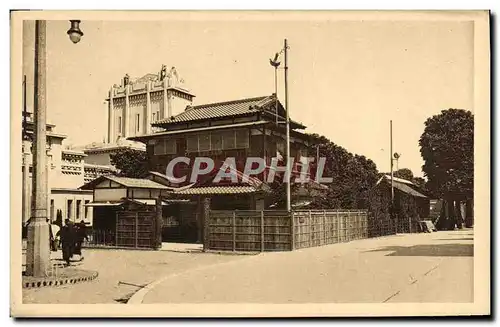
[67,20,84,44]
[26,20,83,277]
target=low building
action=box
[21,112,111,227]
[374,175,430,233]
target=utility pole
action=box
[284,39,291,212]
[390,120,397,234]
[390,120,394,202]
[274,64,279,125]
[26,20,50,277]
[22,75,30,226]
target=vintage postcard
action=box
[10,10,490,317]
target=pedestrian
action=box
[58,219,75,266]
[51,222,61,250]
[74,220,88,261]
[47,218,58,252]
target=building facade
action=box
[22,112,94,226]
[106,65,195,143]
[129,94,324,209]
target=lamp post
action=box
[26,20,83,277]
[269,39,291,212]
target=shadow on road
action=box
[366,244,473,257]
[435,238,474,241]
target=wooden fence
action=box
[206,209,369,252]
[293,210,368,250]
[207,210,291,252]
[114,210,160,249]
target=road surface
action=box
[140,230,473,303]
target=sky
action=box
[22,16,474,177]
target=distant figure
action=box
[58,219,75,266]
[74,220,88,261]
[49,220,60,251]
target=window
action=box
[154,139,177,155]
[136,114,140,132]
[235,129,249,148]
[156,111,160,120]
[198,134,211,152]
[222,130,236,149]
[76,200,81,219]
[211,132,223,150]
[153,139,164,155]
[165,139,177,154]
[67,199,73,219]
[152,112,156,121]
[187,135,198,152]
[84,200,89,218]
[184,130,249,153]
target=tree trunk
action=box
[465,199,474,227]
[435,199,447,231]
[447,198,456,230]
[454,200,463,229]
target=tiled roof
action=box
[392,180,427,198]
[153,95,274,125]
[104,176,171,189]
[175,186,262,195]
[383,175,415,185]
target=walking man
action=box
[58,219,75,266]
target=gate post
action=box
[202,197,211,252]
[155,197,162,250]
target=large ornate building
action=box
[106,65,195,142]
[79,65,193,169]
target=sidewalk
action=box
[22,245,248,304]
[140,230,474,303]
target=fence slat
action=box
[135,212,139,248]
[232,211,236,252]
[260,210,264,252]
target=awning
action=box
[84,201,124,207]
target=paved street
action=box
[22,244,248,304]
[140,230,473,303]
[22,230,473,304]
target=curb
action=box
[22,270,99,289]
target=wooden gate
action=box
[115,210,159,249]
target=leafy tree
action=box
[419,109,474,229]
[304,134,379,210]
[394,168,414,181]
[110,148,149,178]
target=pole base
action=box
[25,219,51,277]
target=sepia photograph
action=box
[10,10,490,317]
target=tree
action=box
[419,109,474,229]
[109,148,149,178]
[305,133,379,210]
[394,168,414,181]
